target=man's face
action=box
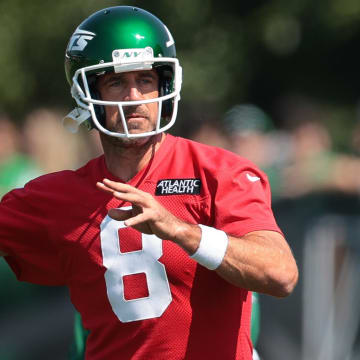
[96,69,159,136]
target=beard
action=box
[109,105,155,132]
[101,132,152,149]
[100,105,156,149]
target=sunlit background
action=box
[0,0,360,359]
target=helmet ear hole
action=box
[158,66,174,119]
[88,77,106,128]
[91,91,106,127]
[93,102,106,128]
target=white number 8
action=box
[100,208,172,322]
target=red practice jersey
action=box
[0,134,281,360]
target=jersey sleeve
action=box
[0,181,65,285]
[212,160,282,237]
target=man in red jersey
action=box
[0,6,298,360]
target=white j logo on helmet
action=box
[68,29,96,51]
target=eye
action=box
[109,79,123,87]
[138,74,158,90]
[140,76,154,85]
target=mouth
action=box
[108,106,152,134]
[123,114,150,132]
[126,113,147,121]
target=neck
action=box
[100,133,165,182]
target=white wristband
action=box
[190,224,229,270]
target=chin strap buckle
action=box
[62,107,91,133]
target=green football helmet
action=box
[63,6,182,138]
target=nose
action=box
[123,84,142,102]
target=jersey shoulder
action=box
[30,155,102,187]
[1,156,104,204]
[173,136,264,176]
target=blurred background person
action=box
[0,109,103,360]
[0,114,40,198]
[22,108,102,174]
[222,104,291,199]
[0,114,42,360]
[281,120,337,197]
[278,96,360,197]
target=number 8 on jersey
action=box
[100,208,172,323]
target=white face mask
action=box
[63,54,182,138]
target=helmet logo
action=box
[68,29,96,52]
[113,47,154,61]
[113,47,154,73]
[117,51,142,59]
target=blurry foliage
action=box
[1,0,360,148]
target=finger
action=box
[97,182,142,201]
[96,181,116,194]
[97,180,129,195]
[112,191,148,207]
[97,181,148,208]
[102,179,139,193]
[124,212,150,227]
[108,208,133,221]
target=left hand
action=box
[97,178,182,239]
